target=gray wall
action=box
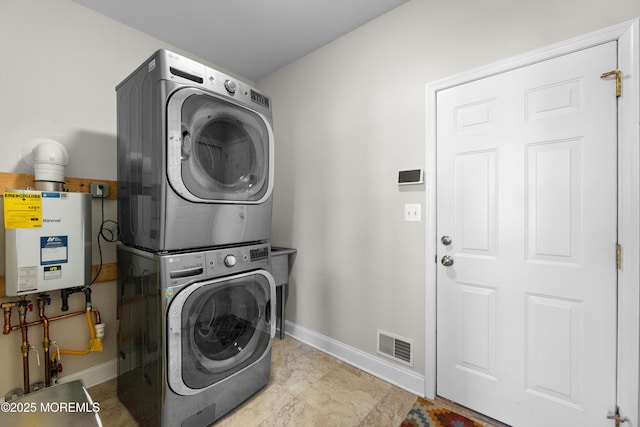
[257,0,640,377]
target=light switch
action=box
[404,204,421,222]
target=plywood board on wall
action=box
[0,172,117,200]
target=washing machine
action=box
[116,242,276,427]
[116,49,274,252]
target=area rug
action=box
[400,397,485,427]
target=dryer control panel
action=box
[150,49,272,115]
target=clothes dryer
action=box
[117,242,276,426]
[117,50,274,252]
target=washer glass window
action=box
[179,93,270,201]
[179,274,272,389]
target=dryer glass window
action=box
[179,274,271,389]
[179,93,270,201]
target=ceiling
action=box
[74,0,409,81]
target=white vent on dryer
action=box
[377,330,413,367]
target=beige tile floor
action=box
[88,335,417,426]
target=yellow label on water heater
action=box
[3,191,42,228]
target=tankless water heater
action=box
[4,190,91,296]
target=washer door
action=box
[167,270,276,395]
[167,87,274,203]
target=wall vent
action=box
[377,330,413,367]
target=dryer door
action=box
[167,270,276,395]
[167,87,273,203]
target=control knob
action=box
[224,254,237,267]
[224,80,237,94]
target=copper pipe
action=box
[7,308,102,332]
[38,298,51,387]
[2,301,102,391]
[18,300,30,394]
[9,319,50,332]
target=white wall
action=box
[0,0,244,394]
[257,0,640,381]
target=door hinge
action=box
[607,406,629,427]
[616,244,622,270]
[601,70,622,97]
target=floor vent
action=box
[377,330,413,367]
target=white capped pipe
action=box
[31,139,69,183]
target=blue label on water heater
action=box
[40,236,69,265]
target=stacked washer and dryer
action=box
[115,50,277,427]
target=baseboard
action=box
[284,321,425,396]
[57,359,117,389]
[51,323,427,396]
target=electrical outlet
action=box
[90,182,109,198]
[404,204,421,222]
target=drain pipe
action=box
[38,294,52,387]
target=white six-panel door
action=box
[436,42,618,426]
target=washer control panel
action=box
[161,243,270,287]
[205,243,270,277]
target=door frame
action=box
[425,19,639,424]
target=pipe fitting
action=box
[1,302,16,312]
[17,298,32,316]
[2,302,15,335]
[94,323,105,339]
[38,294,51,309]
[20,342,29,358]
[84,287,92,312]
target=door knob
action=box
[441,255,454,267]
[441,235,452,245]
